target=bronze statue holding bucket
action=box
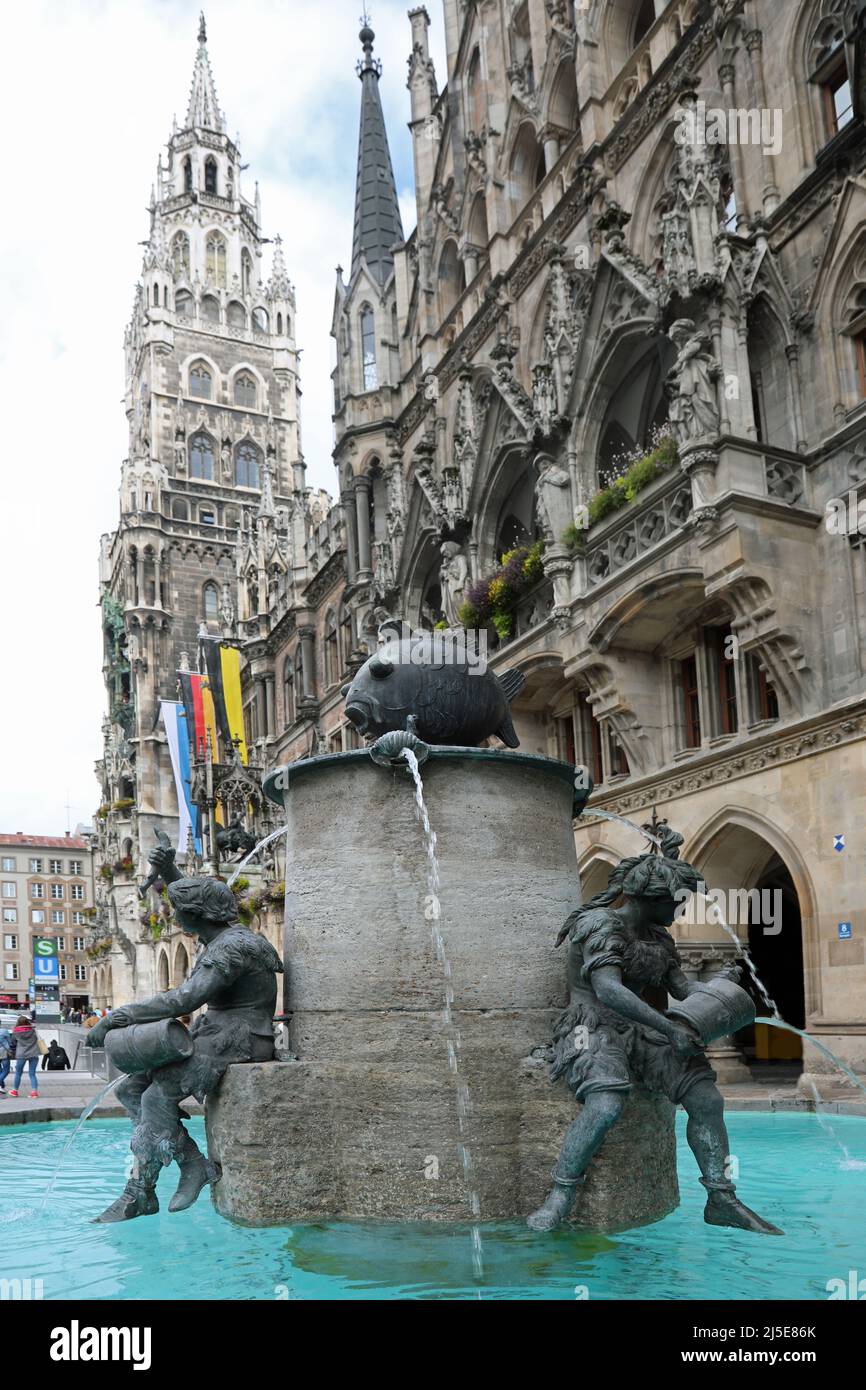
[88,843,283,1223]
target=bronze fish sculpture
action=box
[342,632,525,747]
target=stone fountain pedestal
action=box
[206,749,679,1229]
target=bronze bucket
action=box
[104,1019,193,1073]
[666,977,755,1046]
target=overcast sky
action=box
[0,0,444,835]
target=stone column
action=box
[541,124,561,173]
[298,627,316,702]
[264,675,276,738]
[342,494,359,585]
[718,61,749,232]
[354,477,372,580]
[744,30,780,216]
[785,343,808,453]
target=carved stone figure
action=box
[534,455,572,543]
[439,540,469,626]
[665,318,722,446]
[88,844,283,1222]
[527,824,782,1236]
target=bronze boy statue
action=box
[89,843,283,1222]
[528,825,782,1236]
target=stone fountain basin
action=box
[206,748,678,1228]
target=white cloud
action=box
[0,0,444,833]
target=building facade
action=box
[0,834,96,1010]
[302,0,866,1089]
[96,0,866,1091]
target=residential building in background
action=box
[0,833,96,1011]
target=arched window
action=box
[206,234,227,289]
[183,157,192,194]
[189,362,212,399]
[189,432,215,481]
[235,441,261,489]
[361,306,377,390]
[153,284,160,307]
[324,610,339,687]
[509,123,545,211]
[467,47,484,132]
[276,312,283,335]
[283,658,295,726]
[252,306,269,334]
[204,157,218,195]
[632,0,655,48]
[172,232,190,278]
[175,288,193,318]
[227,301,246,329]
[203,582,219,624]
[234,373,257,407]
[437,242,465,323]
[201,295,220,324]
[241,249,253,295]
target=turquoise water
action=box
[0,1112,863,1300]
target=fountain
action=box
[206,629,680,1229]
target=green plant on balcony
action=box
[99,864,114,882]
[111,797,135,813]
[562,434,679,551]
[458,541,546,642]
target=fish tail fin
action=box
[497,667,525,704]
[495,711,520,748]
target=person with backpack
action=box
[40,1039,71,1072]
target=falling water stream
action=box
[401,748,485,1282]
[40,1075,125,1209]
[226,825,289,887]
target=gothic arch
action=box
[506,121,545,218]
[181,352,221,399]
[474,442,539,573]
[571,318,672,494]
[544,58,579,136]
[784,0,852,168]
[227,361,266,408]
[156,948,170,992]
[172,940,190,987]
[683,800,821,1017]
[588,569,707,652]
[577,845,621,905]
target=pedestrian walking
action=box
[8,1016,41,1097]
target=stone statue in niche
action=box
[534,455,572,544]
[439,541,469,626]
[527,823,782,1236]
[665,319,722,446]
[88,843,283,1223]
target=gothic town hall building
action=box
[95,2,866,1097]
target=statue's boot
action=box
[526,1174,583,1232]
[703,1186,783,1236]
[168,1126,221,1213]
[92,1162,160,1224]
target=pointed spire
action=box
[350,19,404,286]
[186,12,224,133]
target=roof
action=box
[350,24,404,287]
[0,835,92,850]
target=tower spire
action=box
[350,17,404,286]
[186,12,224,133]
